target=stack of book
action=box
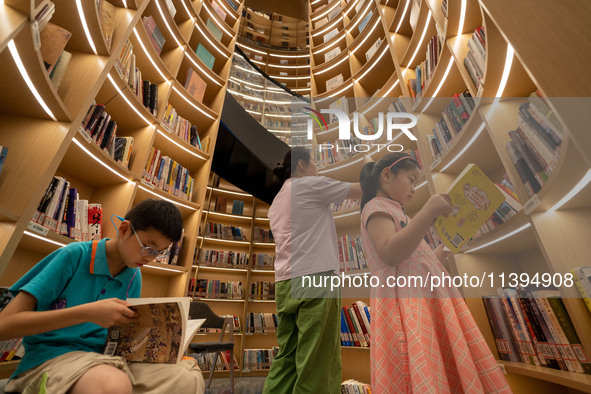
[341,300,371,348]
[204,222,248,241]
[505,92,563,198]
[338,234,368,272]
[483,287,591,374]
[426,91,476,162]
[31,176,102,241]
[341,380,371,394]
[79,103,134,168]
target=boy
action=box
[0,199,205,394]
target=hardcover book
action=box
[143,16,166,55]
[104,298,205,364]
[196,44,215,70]
[211,1,226,20]
[40,22,72,72]
[206,19,223,42]
[184,68,207,103]
[326,74,344,92]
[434,163,504,252]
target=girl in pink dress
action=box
[359,152,511,393]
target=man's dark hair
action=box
[125,199,183,242]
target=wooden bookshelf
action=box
[189,174,277,375]
[302,0,591,391]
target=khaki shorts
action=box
[5,351,205,394]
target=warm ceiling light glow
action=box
[73,138,134,183]
[8,40,57,121]
[138,184,197,210]
[268,53,309,59]
[24,231,68,247]
[133,28,168,81]
[76,0,97,54]
[107,74,152,126]
[548,169,591,212]
[406,11,432,67]
[394,0,410,33]
[465,223,531,253]
[456,0,466,36]
[315,55,349,75]
[439,123,485,171]
[495,44,514,99]
[156,128,208,160]
[208,187,253,197]
[171,86,215,120]
[185,52,223,86]
[143,264,183,273]
[155,0,182,47]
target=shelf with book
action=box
[198,0,237,40]
[169,0,196,43]
[446,34,479,97]
[353,42,394,97]
[395,3,437,70]
[194,12,235,55]
[140,10,185,78]
[501,361,591,393]
[151,0,188,49]
[164,78,219,129]
[348,20,387,74]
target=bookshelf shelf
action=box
[446,34,479,97]
[195,265,249,272]
[135,182,200,214]
[341,346,370,350]
[398,5,437,69]
[204,210,253,222]
[142,261,187,276]
[499,361,591,393]
[198,236,251,246]
[18,228,73,256]
[0,360,19,379]
[0,4,27,53]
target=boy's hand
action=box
[86,298,138,328]
[425,194,453,219]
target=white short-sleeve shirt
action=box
[268,176,351,282]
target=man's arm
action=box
[0,292,138,340]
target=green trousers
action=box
[263,273,342,394]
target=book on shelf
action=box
[164,0,176,18]
[324,47,341,62]
[193,279,244,299]
[327,6,341,21]
[338,234,367,272]
[572,267,591,314]
[34,1,55,31]
[211,0,227,20]
[243,348,278,371]
[0,146,8,177]
[88,203,102,241]
[205,18,223,42]
[197,249,250,268]
[184,68,207,103]
[214,196,227,212]
[250,281,275,300]
[323,28,339,43]
[104,297,205,364]
[113,136,134,168]
[143,16,166,55]
[40,22,72,72]
[196,44,215,70]
[341,301,371,347]
[464,26,486,88]
[434,163,505,253]
[251,253,274,270]
[326,74,344,92]
[225,0,239,12]
[358,11,373,33]
[328,97,349,124]
[49,50,72,88]
[98,0,116,51]
[341,380,371,394]
[246,312,278,333]
[315,17,328,29]
[365,38,382,61]
[231,200,244,215]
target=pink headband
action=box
[387,156,413,169]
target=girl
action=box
[263,147,362,394]
[359,152,510,393]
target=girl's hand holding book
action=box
[424,194,453,220]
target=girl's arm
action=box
[366,194,452,266]
[0,291,138,340]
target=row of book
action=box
[338,235,368,272]
[190,350,239,372]
[143,16,166,56]
[79,103,134,168]
[142,147,195,201]
[0,289,24,363]
[195,248,250,267]
[426,91,476,162]
[464,26,486,90]
[330,198,360,213]
[505,92,563,198]
[250,281,275,300]
[197,315,241,333]
[470,178,522,240]
[245,313,278,333]
[153,229,184,266]
[483,286,591,374]
[408,34,443,102]
[203,222,248,241]
[161,104,203,150]
[0,146,8,177]
[242,348,279,371]
[572,267,591,315]
[114,39,159,118]
[424,225,442,250]
[341,301,371,348]
[213,197,245,215]
[252,227,274,243]
[190,279,244,300]
[32,177,102,241]
[252,253,275,270]
[341,380,371,394]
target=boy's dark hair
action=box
[360,152,420,211]
[125,199,183,242]
[273,147,311,185]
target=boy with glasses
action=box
[0,199,205,394]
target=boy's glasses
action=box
[130,223,169,258]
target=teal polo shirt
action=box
[9,238,141,378]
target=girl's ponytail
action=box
[360,162,378,211]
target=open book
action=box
[434,163,504,253]
[103,297,205,364]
